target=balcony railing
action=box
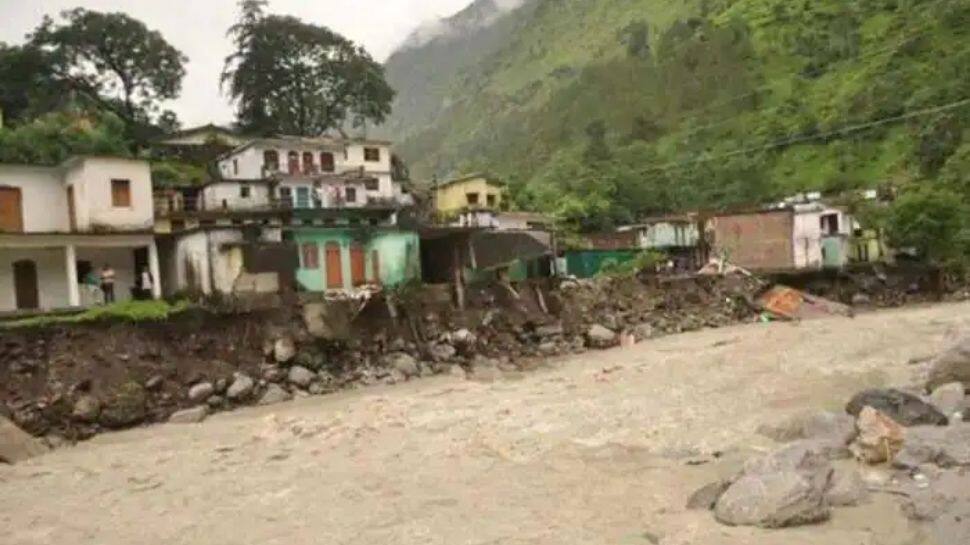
[154,194,404,217]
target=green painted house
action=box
[291,228,420,291]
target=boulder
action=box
[260,364,285,383]
[714,470,831,528]
[273,337,297,364]
[428,343,457,362]
[758,410,856,446]
[686,480,731,510]
[226,373,255,401]
[825,467,868,506]
[187,382,215,403]
[450,329,477,346]
[385,352,419,378]
[846,388,947,427]
[894,424,970,469]
[71,395,101,423]
[535,324,564,338]
[287,366,316,389]
[850,406,905,464]
[632,323,655,342]
[99,382,148,429]
[851,293,871,306]
[258,384,293,406]
[927,335,970,391]
[929,382,966,419]
[586,324,617,348]
[0,415,49,464]
[168,405,209,424]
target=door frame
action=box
[13,259,39,310]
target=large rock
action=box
[385,352,419,378]
[686,480,731,510]
[535,323,564,338]
[226,373,255,401]
[168,405,209,424]
[71,395,101,423]
[99,382,148,429]
[258,384,293,406]
[449,329,477,346]
[758,410,856,446]
[846,388,947,426]
[825,467,868,506]
[586,324,617,348]
[894,424,970,469]
[0,415,49,464]
[850,406,905,464]
[927,336,970,391]
[929,382,966,419]
[273,337,297,364]
[187,382,215,403]
[428,343,457,362]
[714,441,834,528]
[287,366,316,389]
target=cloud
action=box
[401,0,527,50]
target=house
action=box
[618,215,704,270]
[0,156,161,312]
[155,135,418,296]
[434,174,505,218]
[706,202,855,271]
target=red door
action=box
[0,187,23,232]
[350,244,366,286]
[325,242,343,289]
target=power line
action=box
[638,96,970,175]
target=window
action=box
[364,178,379,191]
[240,185,251,198]
[320,152,335,172]
[820,213,839,235]
[345,187,357,203]
[263,150,280,172]
[486,194,496,207]
[466,192,480,206]
[302,152,316,174]
[111,179,131,207]
[364,147,381,162]
[295,186,311,209]
[301,243,319,269]
[279,186,292,207]
[287,151,300,175]
[232,159,239,175]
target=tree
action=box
[0,110,130,165]
[221,1,395,136]
[0,43,69,125]
[30,8,187,127]
[583,120,610,163]
[885,187,970,268]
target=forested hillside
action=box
[384,0,970,231]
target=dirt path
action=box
[3,302,967,545]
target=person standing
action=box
[83,268,101,305]
[100,263,116,304]
[140,267,154,300]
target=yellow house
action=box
[434,174,505,215]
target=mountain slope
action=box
[386,0,970,230]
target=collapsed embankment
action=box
[1,265,962,447]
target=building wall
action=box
[792,206,852,269]
[435,178,504,214]
[66,158,154,232]
[708,210,794,270]
[292,229,419,291]
[164,228,285,296]
[638,222,699,249]
[202,182,272,211]
[0,166,69,232]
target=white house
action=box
[0,156,161,312]
[215,135,410,208]
[792,202,854,269]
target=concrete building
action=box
[434,174,505,217]
[0,157,161,312]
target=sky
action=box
[0,0,471,126]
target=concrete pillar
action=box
[148,240,162,300]
[65,244,80,307]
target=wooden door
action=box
[13,260,39,310]
[0,187,23,232]
[350,244,365,286]
[67,186,76,231]
[371,250,381,285]
[325,242,343,289]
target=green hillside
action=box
[386,0,970,230]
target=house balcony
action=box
[153,195,403,219]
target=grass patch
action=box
[1,300,192,329]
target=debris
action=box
[385,352,419,378]
[226,373,255,401]
[846,388,948,426]
[287,366,315,389]
[929,382,966,420]
[586,324,617,348]
[0,415,49,464]
[850,406,905,464]
[258,384,293,406]
[71,395,101,423]
[168,406,209,424]
[187,382,215,403]
[99,382,148,429]
[758,285,852,321]
[273,337,297,364]
[428,343,457,362]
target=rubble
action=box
[273,337,297,364]
[825,466,868,506]
[927,335,970,391]
[287,366,316,389]
[98,382,148,429]
[71,395,101,423]
[168,405,209,424]
[586,324,617,348]
[188,382,215,403]
[929,382,966,420]
[849,406,905,464]
[258,384,293,406]
[226,374,255,401]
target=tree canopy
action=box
[0,110,130,165]
[29,8,187,129]
[221,0,394,136]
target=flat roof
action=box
[435,173,506,189]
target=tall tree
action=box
[221,1,395,136]
[30,8,187,127]
[0,43,70,125]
